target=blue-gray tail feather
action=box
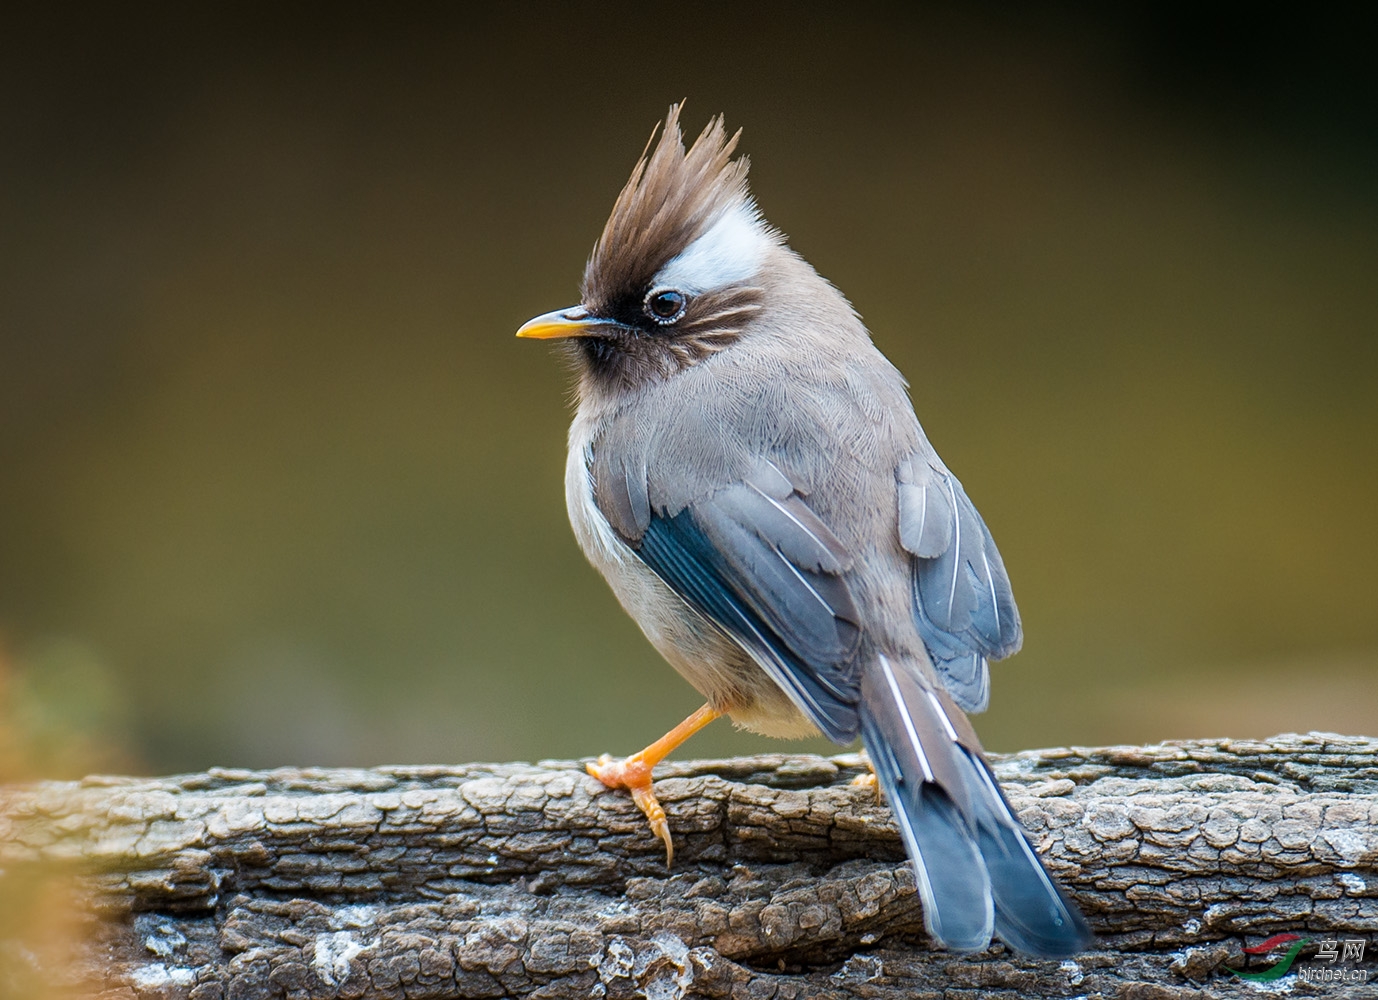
[860,657,1092,957]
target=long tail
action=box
[859,655,1092,957]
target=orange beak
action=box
[515,306,601,340]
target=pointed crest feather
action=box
[583,104,757,310]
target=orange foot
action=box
[587,751,674,865]
[586,703,721,868]
[850,757,885,803]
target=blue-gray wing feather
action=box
[898,458,1021,713]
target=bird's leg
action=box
[586,703,722,867]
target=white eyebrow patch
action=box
[652,202,771,294]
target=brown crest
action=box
[582,104,756,312]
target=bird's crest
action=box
[583,104,757,311]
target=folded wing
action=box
[595,453,863,742]
[897,457,1022,713]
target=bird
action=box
[516,104,1092,957]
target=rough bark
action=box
[1,733,1376,999]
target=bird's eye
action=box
[644,288,688,324]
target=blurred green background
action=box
[1,4,1374,778]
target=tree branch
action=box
[2,733,1376,998]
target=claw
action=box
[631,783,674,868]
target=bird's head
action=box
[518,104,825,392]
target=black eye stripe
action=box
[644,287,688,324]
